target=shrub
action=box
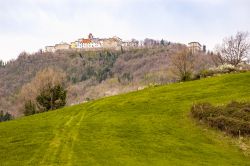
[0,111,13,122]
[207,116,250,136]
[191,101,250,136]
[118,73,133,84]
[196,70,215,79]
[181,72,192,81]
[217,64,236,72]
[195,64,238,80]
[24,100,37,116]
[209,64,236,74]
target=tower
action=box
[88,33,94,40]
[203,45,206,53]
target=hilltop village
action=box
[45,33,206,53]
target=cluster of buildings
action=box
[45,33,141,52]
[45,33,206,54]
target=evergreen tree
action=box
[160,39,165,45]
[0,60,4,68]
[0,111,3,121]
[3,112,12,121]
[36,85,66,111]
[0,110,13,122]
[24,100,37,116]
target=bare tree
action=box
[171,49,195,81]
[216,31,250,66]
[209,52,225,67]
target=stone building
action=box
[54,42,70,50]
[188,42,201,54]
[102,37,122,48]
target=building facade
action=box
[55,42,70,50]
[122,39,139,47]
[188,42,202,54]
[45,46,56,52]
[70,42,77,49]
[102,38,121,48]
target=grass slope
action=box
[1,73,250,166]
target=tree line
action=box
[171,31,250,81]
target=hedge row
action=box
[191,101,250,136]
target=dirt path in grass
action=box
[38,110,86,166]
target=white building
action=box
[76,39,102,49]
[45,46,56,53]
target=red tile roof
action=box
[81,39,92,44]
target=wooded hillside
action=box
[0,44,213,116]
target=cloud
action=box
[0,0,250,61]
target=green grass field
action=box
[1,72,250,165]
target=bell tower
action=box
[88,33,94,40]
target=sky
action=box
[0,0,250,61]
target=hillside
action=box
[0,45,213,116]
[1,73,250,165]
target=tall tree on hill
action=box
[160,39,165,45]
[216,31,250,66]
[0,60,4,68]
[36,84,66,111]
[171,49,195,81]
[19,67,67,115]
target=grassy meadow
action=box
[1,72,250,165]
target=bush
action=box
[0,111,13,122]
[217,64,236,72]
[118,73,133,84]
[195,70,215,79]
[191,101,250,136]
[180,72,192,81]
[207,116,250,136]
[195,64,239,80]
[24,100,37,116]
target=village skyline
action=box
[43,33,206,54]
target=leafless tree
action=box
[171,49,195,81]
[209,52,225,67]
[216,31,250,66]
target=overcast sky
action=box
[0,0,250,61]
